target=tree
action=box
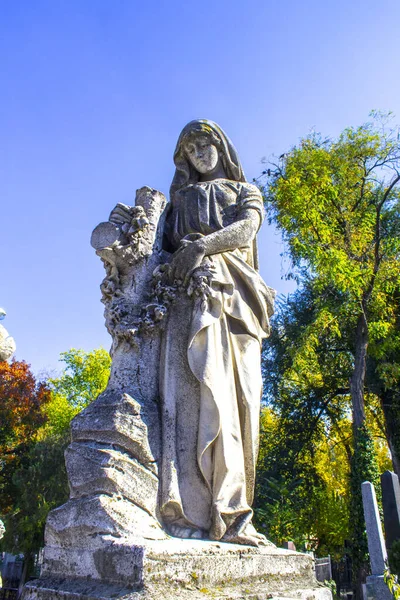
[255,401,353,558]
[367,286,400,476]
[49,348,111,409]
[2,432,70,594]
[0,348,112,586]
[256,285,352,554]
[263,112,400,435]
[0,360,51,516]
[261,113,400,597]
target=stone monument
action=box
[0,308,16,361]
[381,470,400,551]
[361,481,393,600]
[24,120,331,599]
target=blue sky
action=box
[2,0,400,374]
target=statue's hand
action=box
[170,241,205,286]
[109,203,133,226]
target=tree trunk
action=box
[380,389,400,479]
[350,313,368,431]
[350,313,369,600]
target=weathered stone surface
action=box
[24,539,331,600]
[158,120,276,546]
[381,470,400,550]
[24,578,331,600]
[91,222,121,251]
[70,392,159,469]
[366,574,393,600]
[66,443,159,517]
[362,481,388,576]
[38,187,168,559]
[45,496,166,549]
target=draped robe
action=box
[160,179,274,540]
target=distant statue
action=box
[0,308,16,361]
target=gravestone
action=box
[283,541,296,551]
[361,481,393,600]
[381,470,400,551]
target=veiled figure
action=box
[160,120,275,546]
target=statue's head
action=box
[170,119,246,199]
[182,129,221,175]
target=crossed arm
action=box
[169,208,260,284]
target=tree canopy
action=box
[257,113,400,597]
[0,348,111,562]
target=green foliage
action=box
[0,360,51,519]
[263,113,400,429]
[1,433,69,555]
[255,398,351,557]
[256,285,354,556]
[389,539,400,577]
[0,347,111,558]
[384,567,400,599]
[323,579,338,599]
[39,392,80,437]
[49,347,111,409]
[349,424,381,580]
[265,113,400,302]
[258,113,399,589]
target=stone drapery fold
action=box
[160,179,274,541]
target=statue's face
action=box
[184,135,219,174]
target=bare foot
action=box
[222,532,261,547]
[243,523,275,546]
[222,523,275,548]
[168,523,205,540]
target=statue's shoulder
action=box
[239,181,263,198]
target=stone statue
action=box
[43,119,274,553]
[158,120,275,546]
[26,121,330,600]
[0,308,16,361]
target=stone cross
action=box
[381,470,400,551]
[361,481,393,600]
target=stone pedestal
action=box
[365,575,393,600]
[23,538,331,600]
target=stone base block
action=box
[366,574,393,600]
[45,496,167,548]
[23,538,332,600]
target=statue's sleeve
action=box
[237,183,265,230]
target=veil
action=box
[170,119,246,199]
[168,119,261,271]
